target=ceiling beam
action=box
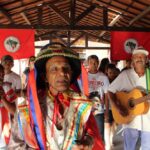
[0,24,149,31]
[47,3,70,24]
[79,1,149,26]
[103,7,108,27]
[38,33,68,46]
[3,0,40,11]
[36,30,57,38]
[38,6,43,25]
[0,7,14,23]
[70,33,85,45]
[74,4,96,25]
[35,45,110,49]
[98,14,121,39]
[129,5,150,26]
[70,0,76,26]
[81,31,109,43]
[20,12,32,25]
[52,33,68,46]
[20,12,40,39]
[78,0,118,15]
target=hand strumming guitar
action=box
[117,103,129,117]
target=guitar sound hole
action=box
[129,100,135,108]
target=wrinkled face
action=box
[1,60,13,71]
[46,56,72,95]
[88,58,99,73]
[132,53,148,68]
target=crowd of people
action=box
[0,44,149,150]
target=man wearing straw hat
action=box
[8,43,104,150]
[108,46,150,150]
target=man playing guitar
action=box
[108,47,150,150]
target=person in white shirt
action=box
[87,55,109,141]
[108,47,150,150]
[0,64,17,149]
[105,63,120,150]
[1,55,21,97]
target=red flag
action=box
[0,29,34,59]
[111,31,150,60]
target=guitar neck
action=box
[133,94,150,105]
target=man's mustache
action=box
[135,60,144,63]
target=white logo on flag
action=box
[4,36,20,53]
[124,38,138,53]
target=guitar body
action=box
[111,89,149,124]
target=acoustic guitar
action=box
[111,88,150,124]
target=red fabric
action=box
[86,113,105,150]
[51,93,70,136]
[111,31,150,60]
[0,85,16,144]
[28,70,46,149]
[70,81,80,92]
[0,29,34,59]
[81,63,89,96]
[1,107,10,144]
[5,88,17,103]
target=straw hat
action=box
[34,43,81,83]
[132,46,149,56]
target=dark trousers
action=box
[94,113,104,141]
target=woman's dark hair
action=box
[106,63,116,71]
[99,58,109,73]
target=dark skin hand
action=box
[72,135,93,150]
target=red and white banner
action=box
[0,29,35,59]
[111,31,150,60]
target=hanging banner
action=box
[81,63,89,96]
[111,31,150,60]
[0,29,35,59]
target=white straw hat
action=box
[132,46,149,56]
